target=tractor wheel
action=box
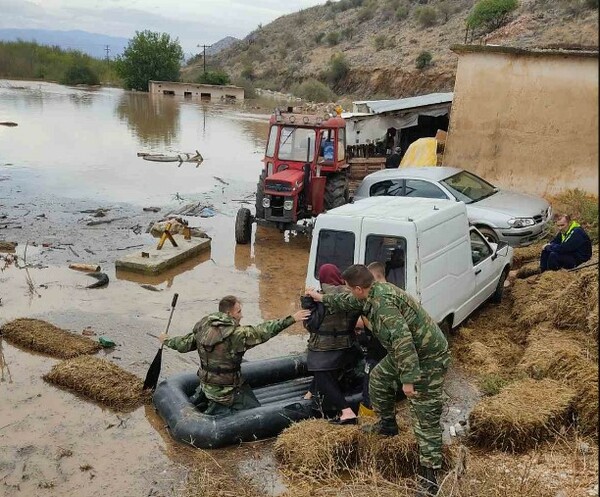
[255,170,266,219]
[324,172,349,211]
[235,208,252,244]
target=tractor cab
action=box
[235,108,350,244]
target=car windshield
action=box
[440,171,497,204]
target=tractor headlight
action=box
[283,199,294,210]
[267,162,274,176]
[507,217,535,228]
[262,197,271,208]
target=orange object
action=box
[156,223,178,250]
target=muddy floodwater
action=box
[0,81,479,496]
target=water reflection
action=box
[115,92,180,147]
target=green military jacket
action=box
[164,313,295,404]
[322,282,449,384]
[307,283,359,352]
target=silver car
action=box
[352,166,552,247]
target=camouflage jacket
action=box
[163,313,295,404]
[322,282,449,384]
[306,283,359,352]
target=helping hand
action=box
[305,287,323,302]
[293,309,311,322]
[158,332,168,344]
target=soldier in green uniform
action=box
[159,295,310,415]
[306,265,450,497]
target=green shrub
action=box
[341,27,356,40]
[396,2,410,20]
[466,0,519,32]
[479,374,511,396]
[373,35,387,51]
[195,70,230,85]
[240,65,255,81]
[357,3,377,21]
[327,53,350,87]
[415,50,433,69]
[291,78,335,103]
[61,61,100,85]
[437,1,454,23]
[314,32,326,44]
[415,5,438,27]
[325,31,341,46]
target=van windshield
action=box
[440,171,497,204]
[314,230,355,280]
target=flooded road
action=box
[0,80,310,496]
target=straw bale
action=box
[519,329,598,437]
[588,300,599,338]
[512,242,545,268]
[468,378,574,452]
[43,355,151,411]
[274,419,361,476]
[0,318,101,358]
[458,340,500,374]
[553,269,598,333]
[515,263,540,279]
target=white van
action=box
[305,197,513,330]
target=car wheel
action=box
[477,226,499,245]
[490,268,509,303]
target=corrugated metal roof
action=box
[353,92,453,115]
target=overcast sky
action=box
[0,0,327,54]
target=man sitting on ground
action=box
[540,214,592,272]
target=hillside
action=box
[182,0,598,100]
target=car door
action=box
[469,228,498,307]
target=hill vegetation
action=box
[0,40,118,85]
[182,0,598,101]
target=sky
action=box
[0,0,327,55]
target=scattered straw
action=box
[553,269,598,333]
[515,263,540,279]
[512,242,545,268]
[43,355,151,411]
[0,318,101,358]
[469,378,575,452]
[519,329,598,438]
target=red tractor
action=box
[235,108,350,244]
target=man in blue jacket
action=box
[540,214,592,272]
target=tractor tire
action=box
[235,208,252,245]
[477,226,499,245]
[324,172,349,211]
[255,170,266,220]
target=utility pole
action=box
[104,45,110,62]
[197,44,212,74]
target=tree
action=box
[466,0,519,33]
[415,51,433,69]
[115,30,183,91]
[61,61,100,86]
[327,53,350,88]
[195,70,230,86]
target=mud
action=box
[0,80,483,496]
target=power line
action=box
[197,43,212,74]
[104,44,110,61]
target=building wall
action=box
[444,51,598,195]
[148,81,244,101]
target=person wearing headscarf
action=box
[302,264,361,424]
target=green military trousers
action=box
[192,383,261,416]
[369,354,449,469]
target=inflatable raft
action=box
[153,354,363,449]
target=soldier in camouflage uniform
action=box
[306,265,449,497]
[160,295,309,415]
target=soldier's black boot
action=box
[415,465,439,497]
[360,417,399,436]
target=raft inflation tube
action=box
[153,354,363,449]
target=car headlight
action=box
[262,197,271,208]
[507,217,535,228]
[283,199,294,210]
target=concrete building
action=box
[148,81,244,101]
[444,45,598,195]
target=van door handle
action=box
[474,269,481,275]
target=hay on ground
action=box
[519,328,598,437]
[468,378,574,452]
[515,263,540,279]
[0,318,101,358]
[511,242,545,268]
[274,419,361,476]
[553,269,598,333]
[455,340,500,374]
[43,355,151,411]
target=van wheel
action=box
[324,172,348,211]
[235,208,252,244]
[478,226,499,245]
[255,170,266,220]
[490,268,509,303]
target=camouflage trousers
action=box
[191,384,260,415]
[369,354,449,469]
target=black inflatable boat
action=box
[153,354,363,449]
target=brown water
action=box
[0,80,311,496]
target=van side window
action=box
[470,230,492,265]
[364,235,407,290]
[370,180,403,197]
[315,230,355,279]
